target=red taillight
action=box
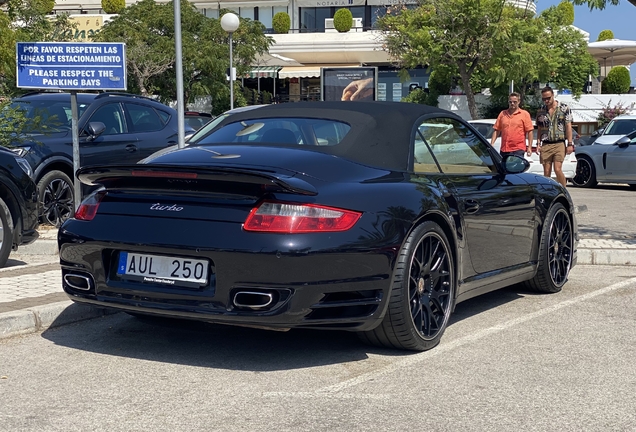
[74,191,106,221]
[243,202,362,233]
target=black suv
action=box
[0,147,39,267]
[8,92,193,227]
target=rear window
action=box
[196,118,351,146]
[8,99,90,132]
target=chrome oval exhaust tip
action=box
[233,291,274,310]
[64,273,93,291]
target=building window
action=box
[203,8,219,19]
[240,7,255,20]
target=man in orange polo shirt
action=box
[491,92,534,158]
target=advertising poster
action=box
[321,67,378,102]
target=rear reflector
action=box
[75,191,106,221]
[131,171,198,179]
[243,202,361,233]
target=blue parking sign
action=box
[16,42,127,90]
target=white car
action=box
[469,119,578,179]
[593,114,636,145]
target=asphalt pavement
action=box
[1,184,635,340]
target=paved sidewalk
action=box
[2,222,636,341]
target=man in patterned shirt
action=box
[536,86,574,187]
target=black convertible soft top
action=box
[213,101,460,171]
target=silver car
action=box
[572,130,636,189]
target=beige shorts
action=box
[540,142,565,163]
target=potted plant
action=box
[333,9,353,33]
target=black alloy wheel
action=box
[0,198,14,268]
[359,221,455,351]
[572,156,597,188]
[38,170,74,227]
[407,231,453,340]
[524,203,573,293]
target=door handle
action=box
[464,199,480,214]
[125,144,137,153]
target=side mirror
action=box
[615,136,631,148]
[503,155,530,174]
[85,122,106,141]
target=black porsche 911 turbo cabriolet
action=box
[58,101,577,352]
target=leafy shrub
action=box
[602,66,631,94]
[102,0,125,14]
[402,88,428,104]
[38,0,55,14]
[333,9,353,33]
[597,30,614,41]
[272,12,290,34]
[597,99,634,127]
[556,1,574,26]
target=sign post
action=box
[16,41,126,211]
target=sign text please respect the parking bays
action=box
[16,42,126,90]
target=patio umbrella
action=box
[588,39,636,76]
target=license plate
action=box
[117,252,209,287]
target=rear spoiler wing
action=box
[76,164,318,196]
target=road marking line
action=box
[265,277,636,398]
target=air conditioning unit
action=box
[325,17,364,33]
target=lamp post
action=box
[221,12,240,110]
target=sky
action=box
[537,0,636,85]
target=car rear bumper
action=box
[58,220,397,332]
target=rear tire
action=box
[572,156,597,188]
[0,198,14,268]
[38,170,74,227]
[358,221,455,351]
[524,203,573,293]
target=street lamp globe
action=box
[221,12,240,110]
[221,12,240,33]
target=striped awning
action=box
[244,66,281,79]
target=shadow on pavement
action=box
[40,283,528,370]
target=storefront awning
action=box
[244,66,281,79]
[278,64,360,79]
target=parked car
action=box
[139,105,266,163]
[572,130,636,189]
[184,111,212,131]
[0,147,39,267]
[593,114,636,145]
[6,91,195,227]
[59,101,577,352]
[469,119,579,179]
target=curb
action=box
[576,249,636,266]
[0,300,119,341]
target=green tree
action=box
[485,4,596,102]
[101,0,125,14]
[534,5,598,96]
[377,0,514,119]
[556,1,575,25]
[597,29,614,41]
[0,0,76,96]
[93,1,272,110]
[602,66,631,93]
[570,0,633,11]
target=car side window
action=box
[88,103,125,135]
[156,109,171,125]
[417,118,497,175]
[413,130,441,173]
[125,103,164,132]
